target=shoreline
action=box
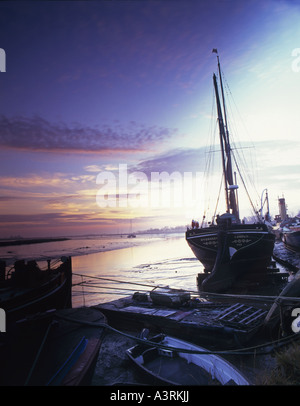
[0,234,172,265]
[0,237,70,247]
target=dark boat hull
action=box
[0,257,72,324]
[186,224,275,292]
[0,307,106,386]
[282,230,300,252]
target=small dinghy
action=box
[126,332,250,386]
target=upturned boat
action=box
[186,50,275,292]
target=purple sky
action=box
[1,0,300,237]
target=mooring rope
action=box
[72,272,163,290]
[72,272,300,305]
[55,312,300,356]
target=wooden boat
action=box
[264,269,300,331]
[0,256,72,325]
[0,307,107,386]
[96,289,270,349]
[281,217,300,252]
[186,50,275,293]
[126,333,250,385]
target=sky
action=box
[0,0,300,238]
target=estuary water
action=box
[2,232,299,309]
[0,233,203,308]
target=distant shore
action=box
[0,237,70,247]
[0,234,171,265]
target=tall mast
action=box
[217,54,230,147]
[212,49,239,220]
[213,73,230,213]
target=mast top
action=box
[212,49,240,222]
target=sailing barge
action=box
[186,50,275,292]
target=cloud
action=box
[0,115,176,154]
[0,212,64,224]
[133,148,207,176]
[0,173,98,216]
[84,164,121,173]
[0,212,117,228]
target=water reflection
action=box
[72,236,202,307]
[0,234,163,264]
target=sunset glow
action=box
[1,0,300,238]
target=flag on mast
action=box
[212,48,218,54]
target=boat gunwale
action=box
[126,334,250,386]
